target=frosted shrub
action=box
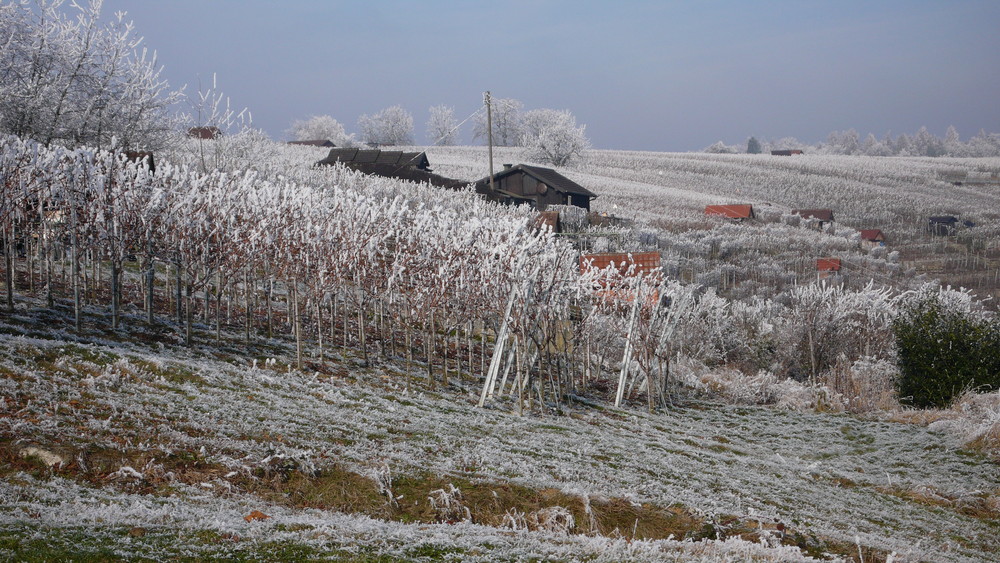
[928,390,1000,454]
[894,289,1000,408]
[528,506,575,535]
[427,484,471,523]
[823,356,898,413]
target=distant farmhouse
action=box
[793,208,835,228]
[860,229,886,248]
[319,148,431,170]
[288,139,336,147]
[928,216,958,236]
[316,152,597,211]
[705,204,755,220]
[188,126,221,140]
[475,164,597,211]
[316,148,464,188]
[771,149,804,156]
[817,258,842,279]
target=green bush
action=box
[893,293,1000,408]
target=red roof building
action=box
[817,258,842,280]
[705,204,755,220]
[860,229,886,248]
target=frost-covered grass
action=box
[2,307,998,561]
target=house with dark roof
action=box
[928,216,958,236]
[318,148,430,170]
[288,139,336,147]
[705,204,755,220]
[474,164,597,211]
[316,148,465,188]
[793,208,835,228]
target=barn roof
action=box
[705,204,754,219]
[187,126,221,139]
[793,209,835,222]
[580,252,662,277]
[817,258,842,271]
[476,164,597,198]
[318,148,430,170]
[860,229,884,241]
[929,216,958,223]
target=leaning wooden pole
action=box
[478,289,516,407]
[615,280,643,407]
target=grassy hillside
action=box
[2,302,998,562]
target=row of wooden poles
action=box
[1,233,671,413]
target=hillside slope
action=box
[2,307,998,561]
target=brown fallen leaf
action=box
[244,510,271,522]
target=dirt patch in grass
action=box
[879,484,1000,520]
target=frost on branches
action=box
[521,109,591,166]
[0,0,180,150]
[286,115,355,147]
[357,105,414,146]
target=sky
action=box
[101,0,1000,152]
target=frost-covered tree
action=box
[943,125,965,157]
[967,129,1000,157]
[861,133,892,156]
[702,141,738,154]
[825,129,861,155]
[746,137,762,154]
[913,126,945,157]
[357,105,413,146]
[426,105,457,146]
[473,97,523,146]
[520,109,590,166]
[0,0,180,149]
[286,115,354,146]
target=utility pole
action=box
[485,91,495,194]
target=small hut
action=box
[928,216,958,236]
[792,209,834,228]
[817,258,842,280]
[859,229,885,248]
[705,204,754,220]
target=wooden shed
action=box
[318,148,430,170]
[187,126,221,139]
[475,164,597,211]
[705,204,754,220]
[792,209,835,226]
[817,258,842,280]
[316,149,466,189]
[580,252,661,278]
[580,251,662,307]
[288,139,336,147]
[859,229,885,248]
[928,216,958,236]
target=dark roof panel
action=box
[475,164,597,198]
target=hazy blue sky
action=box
[103,0,1000,151]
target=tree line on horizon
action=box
[709,126,1000,158]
